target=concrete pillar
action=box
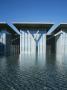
[55,31,67,58]
[20,30,46,55]
[0,32,11,56]
[0,33,5,55]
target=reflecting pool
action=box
[0,52,67,90]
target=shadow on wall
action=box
[0,42,5,56]
[0,35,20,56]
[46,35,56,55]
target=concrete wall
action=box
[0,31,11,56]
[0,30,20,56]
[55,30,67,58]
[0,33,6,55]
[46,35,55,55]
[10,35,20,55]
[20,30,46,55]
[5,34,11,55]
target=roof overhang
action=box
[0,22,17,34]
[52,23,67,34]
[13,22,53,32]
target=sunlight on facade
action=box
[38,33,46,54]
[56,31,67,69]
[0,33,6,45]
[20,30,46,55]
[20,30,36,54]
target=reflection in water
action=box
[56,51,64,70]
[0,50,67,89]
[56,32,67,70]
[0,57,7,73]
[19,50,46,70]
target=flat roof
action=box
[0,22,17,34]
[52,23,67,34]
[13,22,53,32]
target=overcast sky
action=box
[0,0,67,23]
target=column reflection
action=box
[19,30,46,68]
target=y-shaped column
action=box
[27,30,43,53]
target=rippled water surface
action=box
[0,52,67,90]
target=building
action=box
[13,23,53,54]
[0,22,19,56]
[51,24,67,59]
[1,22,67,56]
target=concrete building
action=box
[0,22,19,56]
[0,22,53,56]
[13,23,53,54]
[2,22,67,56]
[3,22,67,56]
[51,24,67,58]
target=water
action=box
[0,52,67,90]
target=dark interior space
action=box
[46,35,56,54]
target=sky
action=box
[0,0,67,23]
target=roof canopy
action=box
[0,22,17,34]
[13,22,53,32]
[0,22,53,34]
[52,24,67,34]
